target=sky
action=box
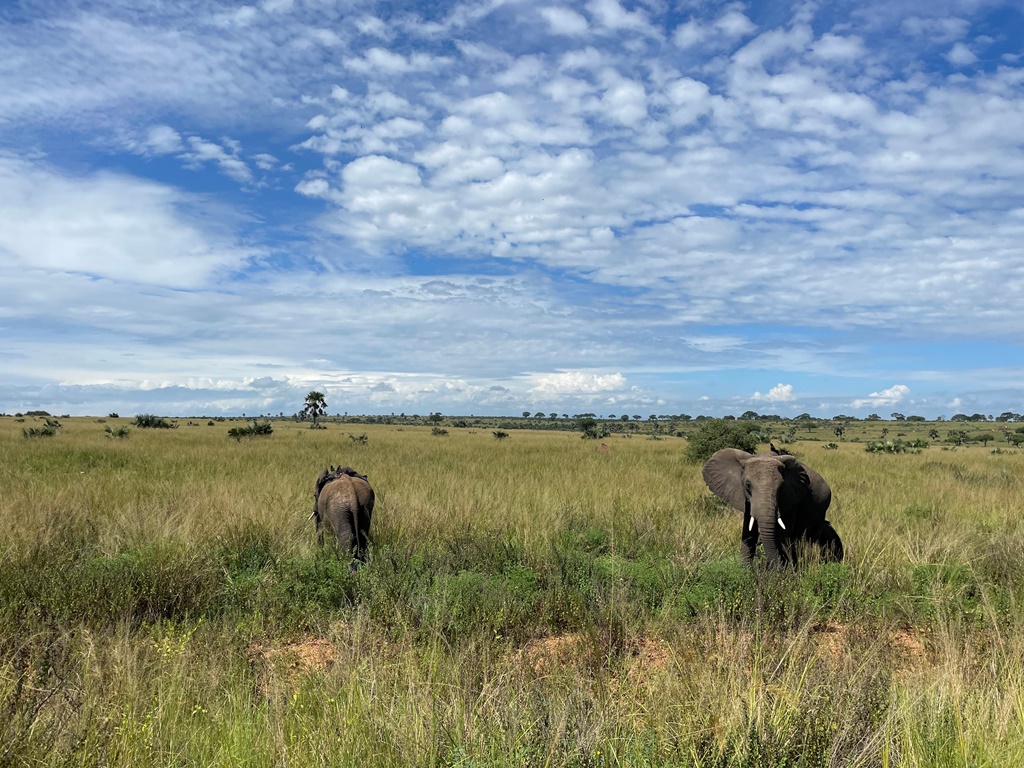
[1,0,1022,419]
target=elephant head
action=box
[701,448,841,567]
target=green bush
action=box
[226,420,273,441]
[683,419,759,463]
[134,414,177,429]
[23,418,61,438]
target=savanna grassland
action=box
[2,416,1023,767]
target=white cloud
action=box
[945,42,977,67]
[852,384,910,409]
[252,153,277,170]
[143,125,184,154]
[181,137,254,184]
[0,155,256,289]
[528,371,628,396]
[900,16,970,44]
[586,0,656,36]
[810,34,865,61]
[539,7,589,36]
[752,383,795,402]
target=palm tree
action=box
[302,391,327,429]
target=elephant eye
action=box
[744,481,752,494]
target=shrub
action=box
[864,438,926,454]
[134,414,177,429]
[492,430,510,440]
[431,426,449,436]
[226,420,273,441]
[683,419,759,463]
[348,433,368,445]
[23,418,61,438]
[104,426,130,439]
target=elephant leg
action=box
[353,510,369,564]
[781,537,798,568]
[741,510,757,566]
[814,521,844,562]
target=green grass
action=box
[1,416,1023,766]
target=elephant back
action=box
[317,473,375,515]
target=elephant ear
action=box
[701,448,753,512]
[314,468,331,499]
[778,456,832,518]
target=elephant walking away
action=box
[701,448,843,568]
[311,465,374,570]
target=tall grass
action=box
[1,417,1023,765]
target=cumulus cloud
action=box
[528,371,628,396]
[945,42,977,66]
[539,7,589,36]
[0,155,256,289]
[852,385,910,408]
[752,383,795,402]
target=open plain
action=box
[2,416,1023,766]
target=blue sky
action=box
[1,0,1022,419]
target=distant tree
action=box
[739,410,759,420]
[866,414,881,421]
[975,432,996,447]
[649,414,657,421]
[108,412,120,419]
[928,429,940,440]
[795,413,812,420]
[523,411,531,419]
[906,415,925,422]
[549,413,558,420]
[428,412,444,424]
[950,414,970,422]
[684,419,759,463]
[996,412,1021,422]
[947,430,969,446]
[620,415,630,422]
[534,411,545,419]
[301,392,327,429]
[969,413,988,422]
[890,412,905,421]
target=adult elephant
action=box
[701,448,843,568]
[311,465,374,571]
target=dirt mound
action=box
[248,636,337,696]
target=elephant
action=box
[311,465,374,570]
[701,448,843,568]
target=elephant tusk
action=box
[748,516,755,532]
[777,517,786,530]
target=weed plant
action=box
[1,418,1023,765]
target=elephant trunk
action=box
[752,489,784,567]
